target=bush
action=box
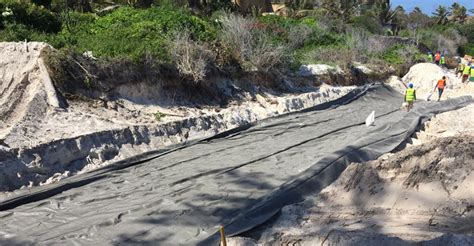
[50,6,217,62]
[171,31,215,82]
[303,46,354,69]
[457,22,474,55]
[31,0,52,8]
[382,44,418,65]
[0,23,50,41]
[0,1,61,33]
[418,28,466,55]
[219,14,290,72]
[351,15,384,34]
[258,15,339,47]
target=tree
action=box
[320,0,361,23]
[364,0,404,35]
[450,3,468,24]
[373,0,403,26]
[413,6,422,14]
[433,5,450,25]
[406,8,432,44]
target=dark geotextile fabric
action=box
[0,85,472,245]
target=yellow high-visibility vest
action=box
[463,65,471,75]
[406,88,415,101]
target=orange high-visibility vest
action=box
[437,79,446,89]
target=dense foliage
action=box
[1,0,473,81]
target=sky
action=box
[391,0,474,15]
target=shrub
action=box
[153,111,167,121]
[0,23,55,43]
[288,24,313,48]
[219,13,290,72]
[31,0,52,8]
[382,44,417,65]
[171,31,215,83]
[0,1,61,33]
[351,15,384,34]
[305,46,354,69]
[418,28,466,55]
[76,6,216,61]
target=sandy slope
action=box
[231,136,474,245]
[0,42,60,140]
[229,136,474,245]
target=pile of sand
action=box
[230,136,474,245]
[403,63,461,91]
[0,42,60,140]
[410,103,474,146]
[388,63,473,101]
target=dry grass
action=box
[171,31,215,83]
[219,13,290,72]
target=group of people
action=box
[427,51,446,67]
[457,56,474,83]
[404,54,474,112]
[403,76,446,112]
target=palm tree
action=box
[364,0,403,35]
[450,3,468,23]
[450,2,461,11]
[321,0,360,22]
[373,0,403,26]
[433,5,450,25]
[413,6,422,14]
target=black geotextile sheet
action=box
[0,85,472,245]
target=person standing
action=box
[405,83,416,112]
[428,52,433,63]
[434,76,447,101]
[440,55,446,67]
[457,59,465,78]
[470,63,474,82]
[462,62,471,83]
[434,51,441,65]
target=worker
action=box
[427,52,433,63]
[471,63,474,82]
[462,62,471,83]
[440,55,446,67]
[457,59,465,78]
[434,51,441,65]
[434,76,447,101]
[405,83,416,112]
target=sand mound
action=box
[234,136,474,245]
[410,103,474,146]
[0,42,60,140]
[387,63,473,101]
[403,63,461,91]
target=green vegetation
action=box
[1,0,473,83]
[153,111,167,121]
